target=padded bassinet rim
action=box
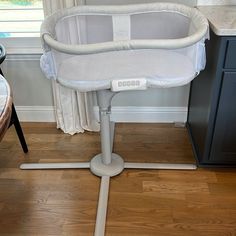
[41,2,209,55]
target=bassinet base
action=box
[20,89,197,236]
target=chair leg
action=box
[1,66,28,153]
[11,104,28,153]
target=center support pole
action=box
[90,90,124,178]
[97,90,115,165]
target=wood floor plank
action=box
[0,123,236,235]
[143,181,210,194]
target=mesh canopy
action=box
[40,3,209,92]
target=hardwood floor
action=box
[0,123,236,236]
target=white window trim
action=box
[0,2,43,55]
[1,36,43,55]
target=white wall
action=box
[1,0,197,122]
[2,55,52,107]
[1,55,56,122]
[198,0,236,5]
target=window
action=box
[0,0,44,38]
[0,0,44,53]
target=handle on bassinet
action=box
[43,27,208,55]
[41,3,209,55]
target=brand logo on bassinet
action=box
[111,78,147,92]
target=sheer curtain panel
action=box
[42,0,100,134]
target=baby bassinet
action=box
[40,3,208,92]
[22,3,209,236]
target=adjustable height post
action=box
[90,90,124,178]
[97,90,115,165]
[99,108,112,165]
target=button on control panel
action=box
[111,78,147,91]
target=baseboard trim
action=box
[16,106,55,122]
[16,106,187,123]
[95,106,188,123]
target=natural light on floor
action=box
[0,0,43,38]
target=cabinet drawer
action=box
[224,40,236,69]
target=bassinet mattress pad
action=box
[57,49,196,92]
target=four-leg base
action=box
[20,157,197,236]
[19,88,196,235]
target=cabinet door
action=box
[210,72,236,164]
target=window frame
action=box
[0,1,44,55]
[0,37,43,54]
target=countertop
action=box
[198,5,236,36]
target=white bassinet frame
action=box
[41,3,208,54]
[21,3,209,236]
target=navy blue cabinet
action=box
[209,72,236,163]
[187,30,236,166]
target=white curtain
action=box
[42,0,100,135]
